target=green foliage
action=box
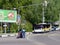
[10,23,18,33]
[24,21,33,32]
[0,0,60,32]
[45,0,59,23]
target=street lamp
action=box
[42,0,48,23]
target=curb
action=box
[0,32,31,38]
[0,33,18,38]
[0,34,17,38]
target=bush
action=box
[21,21,33,32]
[10,23,18,33]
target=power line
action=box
[19,3,42,8]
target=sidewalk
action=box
[0,32,32,38]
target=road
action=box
[0,36,45,45]
[0,31,60,45]
[28,31,60,45]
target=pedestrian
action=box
[17,29,22,38]
[22,28,26,38]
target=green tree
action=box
[0,0,60,32]
[45,0,59,23]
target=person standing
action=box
[22,28,26,38]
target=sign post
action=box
[3,23,7,34]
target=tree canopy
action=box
[0,0,60,24]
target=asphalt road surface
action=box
[28,31,60,45]
[0,31,60,45]
[0,36,45,45]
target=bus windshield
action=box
[33,23,50,29]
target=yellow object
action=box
[44,27,50,31]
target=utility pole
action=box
[42,0,48,23]
[42,5,45,23]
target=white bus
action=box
[32,23,51,33]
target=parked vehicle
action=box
[56,27,60,30]
[51,26,56,31]
[51,24,60,31]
